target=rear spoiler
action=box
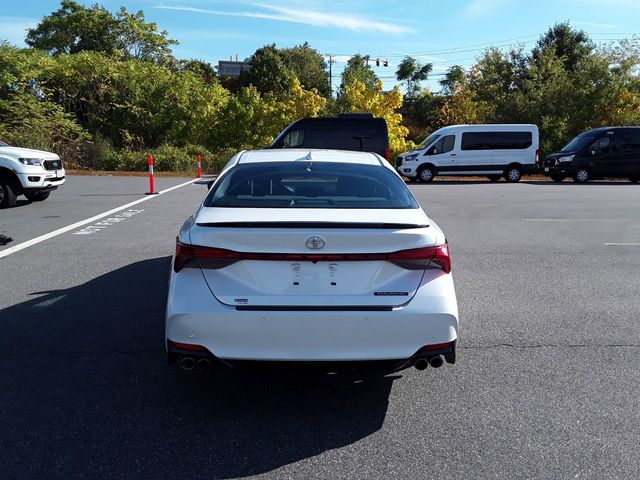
[196,222,429,229]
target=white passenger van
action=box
[396,124,539,182]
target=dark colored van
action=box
[268,113,390,161]
[543,127,640,183]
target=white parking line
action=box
[0,179,198,260]
[604,243,640,246]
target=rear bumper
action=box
[166,269,459,362]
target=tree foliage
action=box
[340,54,379,92]
[396,56,432,96]
[244,44,294,95]
[244,43,330,96]
[26,1,177,64]
[344,80,413,157]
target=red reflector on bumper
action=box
[421,342,453,351]
[170,341,205,351]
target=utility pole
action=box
[328,54,334,97]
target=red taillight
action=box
[174,242,451,273]
[174,243,241,272]
[387,243,451,273]
[384,147,390,161]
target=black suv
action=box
[268,113,390,161]
[543,127,640,183]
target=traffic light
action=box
[376,58,380,67]
[383,59,388,67]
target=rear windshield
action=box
[204,161,419,209]
[561,132,599,152]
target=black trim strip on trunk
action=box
[235,305,394,311]
[197,222,428,229]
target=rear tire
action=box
[417,165,435,183]
[630,176,639,183]
[487,175,501,182]
[0,177,18,208]
[24,191,51,202]
[573,168,589,183]
[550,175,565,182]
[504,166,522,183]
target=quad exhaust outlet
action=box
[180,357,195,371]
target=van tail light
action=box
[536,149,540,166]
[387,242,451,273]
[384,147,391,161]
[174,242,451,273]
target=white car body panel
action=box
[166,268,458,361]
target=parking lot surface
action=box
[1,176,639,479]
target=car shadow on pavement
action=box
[0,257,396,479]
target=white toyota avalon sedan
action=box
[166,149,459,373]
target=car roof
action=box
[236,149,386,166]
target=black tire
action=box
[550,175,565,182]
[504,166,522,183]
[417,165,435,183]
[0,177,18,208]
[573,168,589,183]
[629,176,639,183]
[487,175,501,182]
[24,191,51,202]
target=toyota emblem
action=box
[305,235,326,249]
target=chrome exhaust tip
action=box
[180,357,196,371]
[429,356,443,369]
[197,358,212,370]
[414,358,429,371]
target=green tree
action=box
[26,1,177,63]
[531,22,593,72]
[244,44,294,94]
[0,43,89,162]
[280,43,330,97]
[395,56,432,96]
[439,65,467,95]
[178,59,216,82]
[339,54,378,91]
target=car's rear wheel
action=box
[24,191,51,202]
[417,165,435,183]
[629,176,639,183]
[0,177,18,208]
[487,175,501,182]
[504,166,522,183]
[550,175,565,182]
[573,168,590,183]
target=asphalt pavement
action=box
[1,176,639,479]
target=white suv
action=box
[0,139,65,208]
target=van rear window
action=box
[461,132,533,150]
